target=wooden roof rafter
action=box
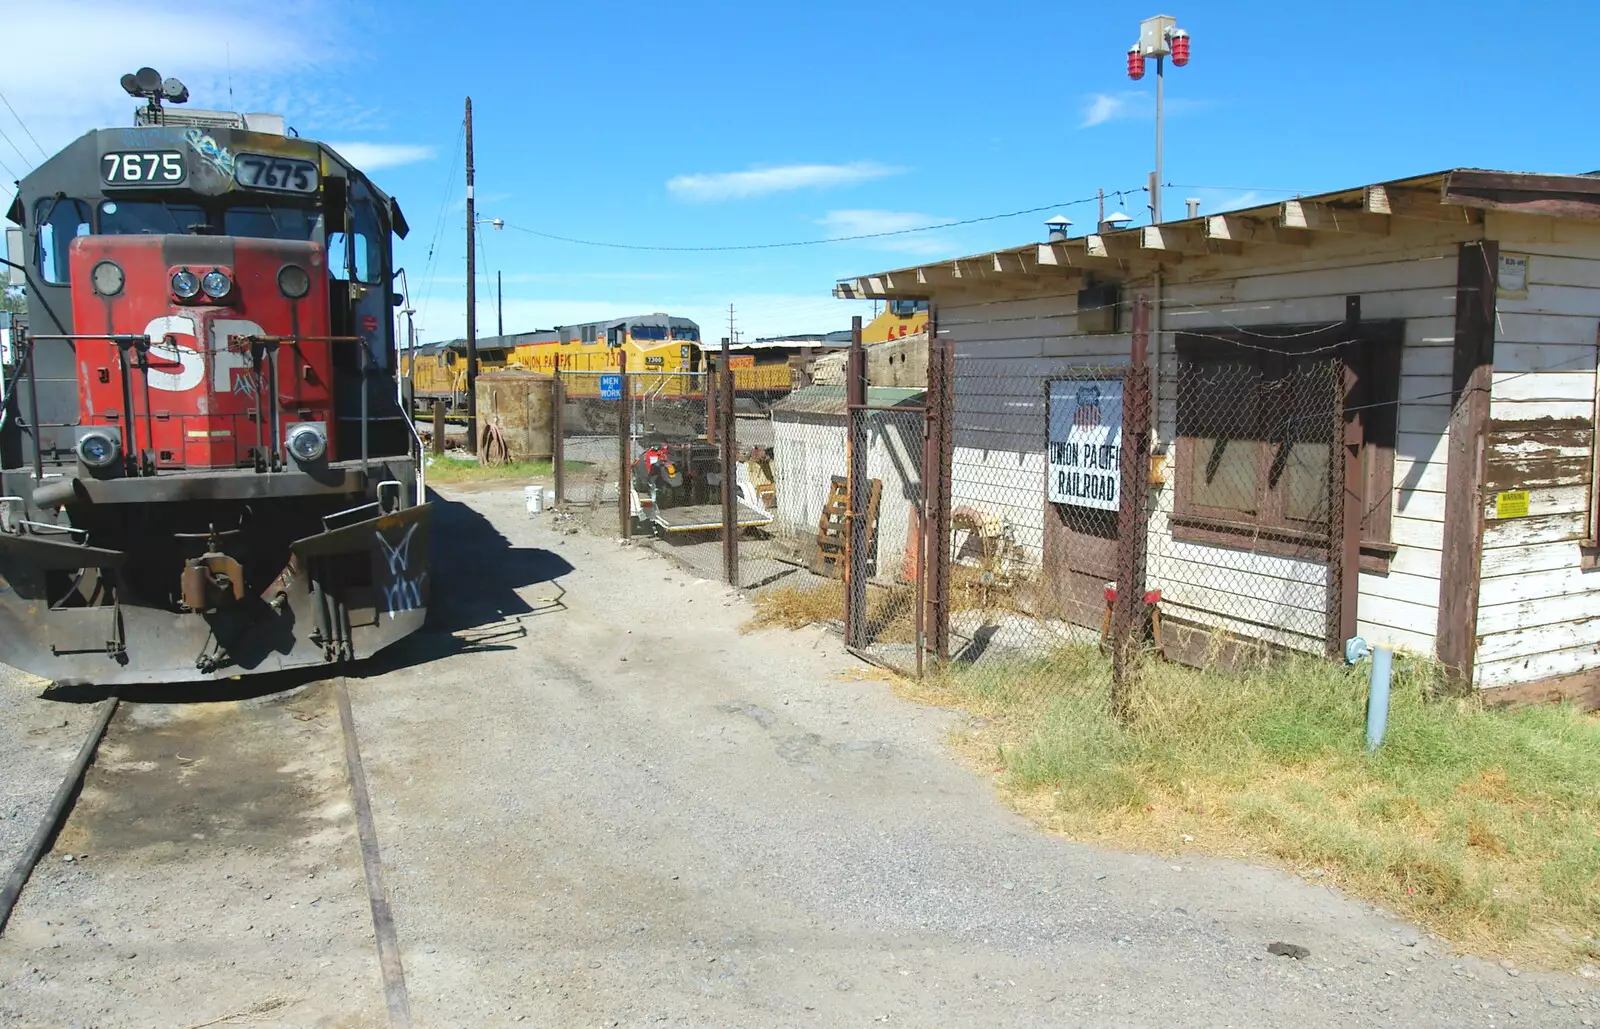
[835,168,1599,301]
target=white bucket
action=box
[524,485,544,513]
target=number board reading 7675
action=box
[101,150,187,186]
[234,153,320,194]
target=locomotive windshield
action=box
[98,199,206,235]
[223,204,317,240]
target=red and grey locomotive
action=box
[0,69,430,685]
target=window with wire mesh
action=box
[1167,325,1399,570]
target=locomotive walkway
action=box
[0,485,1595,1026]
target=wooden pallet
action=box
[809,475,883,580]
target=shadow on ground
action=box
[41,492,572,705]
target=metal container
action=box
[475,371,554,461]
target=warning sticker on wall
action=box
[1047,378,1122,511]
[1494,490,1530,519]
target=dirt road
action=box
[0,484,1594,1027]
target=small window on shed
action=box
[35,198,90,285]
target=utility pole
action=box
[727,304,735,349]
[464,96,478,454]
[496,269,503,340]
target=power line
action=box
[0,121,29,174]
[0,88,48,160]
[501,191,1144,252]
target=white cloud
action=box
[0,0,335,211]
[1081,92,1136,128]
[326,142,436,171]
[818,209,956,256]
[1081,91,1211,129]
[666,162,899,202]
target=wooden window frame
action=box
[1171,321,1401,573]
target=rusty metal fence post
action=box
[617,351,632,539]
[551,354,565,511]
[844,316,868,649]
[720,337,738,586]
[1109,295,1153,719]
[924,317,953,666]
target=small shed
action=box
[770,385,924,580]
[837,169,1600,705]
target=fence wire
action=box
[545,328,1347,700]
[939,346,1346,706]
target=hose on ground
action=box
[479,421,510,466]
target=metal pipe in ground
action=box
[1366,646,1394,751]
[720,336,737,586]
[551,356,565,510]
[617,350,631,539]
[845,315,867,650]
[0,697,119,935]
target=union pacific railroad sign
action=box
[1047,377,1122,511]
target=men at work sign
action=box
[1047,378,1122,511]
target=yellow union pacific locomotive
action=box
[405,338,509,410]
[504,314,705,397]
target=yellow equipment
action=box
[406,340,509,410]
[503,314,704,398]
[862,299,928,344]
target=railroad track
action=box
[0,679,413,1027]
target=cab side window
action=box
[35,198,90,285]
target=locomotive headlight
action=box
[286,422,328,464]
[200,269,232,299]
[76,428,121,469]
[91,260,125,297]
[277,263,310,299]
[171,269,200,299]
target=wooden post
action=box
[720,336,737,586]
[707,346,720,442]
[464,96,478,455]
[618,350,632,539]
[430,399,445,457]
[1436,241,1499,687]
[1110,295,1153,720]
[845,315,868,649]
[1335,295,1364,656]
[551,353,565,510]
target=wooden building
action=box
[836,170,1600,703]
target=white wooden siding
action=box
[1474,212,1600,690]
[943,224,1480,658]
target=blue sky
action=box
[2,1,1595,341]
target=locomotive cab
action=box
[0,77,431,686]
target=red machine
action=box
[0,69,429,685]
[69,235,336,473]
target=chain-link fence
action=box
[554,372,626,523]
[544,308,1350,699]
[1147,348,1346,671]
[931,319,1348,710]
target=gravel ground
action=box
[0,483,1594,1027]
[351,486,1595,1027]
[0,667,82,875]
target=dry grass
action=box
[747,580,918,643]
[907,645,1600,970]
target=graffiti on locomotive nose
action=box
[376,523,426,617]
